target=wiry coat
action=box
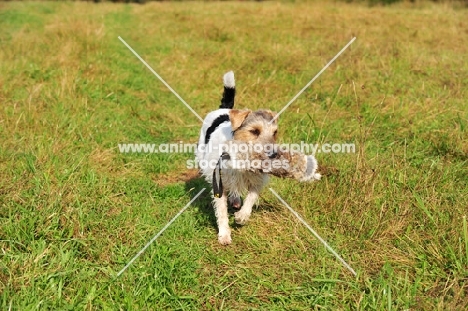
[196,71,277,245]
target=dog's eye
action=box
[250,129,260,136]
[273,130,277,137]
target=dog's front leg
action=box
[234,189,259,225]
[214,194,231,245]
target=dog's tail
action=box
[219,71,235,109]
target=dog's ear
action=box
[230,109,251,131]
[266,110,278,124]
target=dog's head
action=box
[230,109,278,146]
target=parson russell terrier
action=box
[196,71,320,245]
[196,71,321,245]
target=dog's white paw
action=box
[234,211,250,225]
[218,233,232,245]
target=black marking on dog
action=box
[220,86,235,109]
[205,114,230,144]
[212,152,231,198]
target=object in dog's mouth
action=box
[219,141,321,182]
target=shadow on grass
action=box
[184,175,217,230]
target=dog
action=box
[196,71,278,245]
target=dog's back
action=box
[196,72,236,180]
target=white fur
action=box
[196,109,268,245]
[197,109,232,183]
[223,71,235,88]
[300,156,322,182]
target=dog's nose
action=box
[268,151,278,159]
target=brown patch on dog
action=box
[232,126,260,142]
[232,109,278,145]
[229,109,251,131]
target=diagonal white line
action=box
[269,188,357,276]
[118,36,204,123]
[116,188,206,277]
[271,37,356,124]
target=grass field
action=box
[1,0,467,309]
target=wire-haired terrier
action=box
[196,71,320,245]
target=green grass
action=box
[1,0,467,309]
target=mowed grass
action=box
[1,0,467,309]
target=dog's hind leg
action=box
[214,194,232,245]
